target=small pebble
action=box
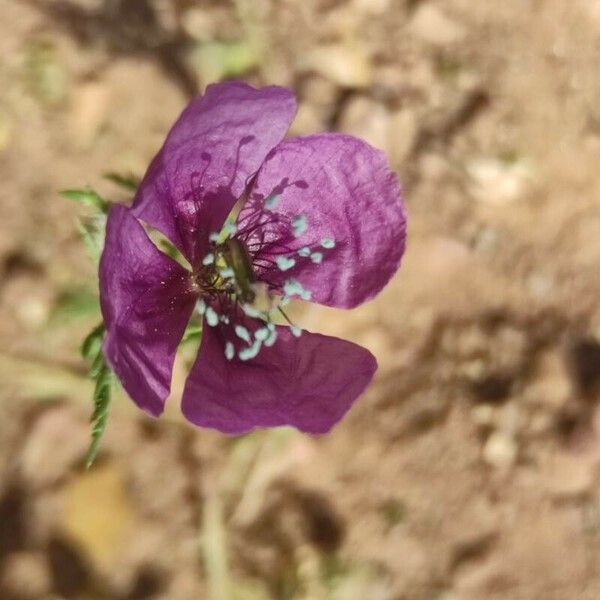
[410,5,466,45]
[483,431,517,469]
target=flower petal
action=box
[100,205,196,416]
[239,133,407,308]
[132,81,297,266]
[181,322,377,434]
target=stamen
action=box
[283,279,312,301]
[235,324,251,344]
[239,339,261,361]
[292,214,308,237]
[276,256,296,271]
[254,327,270,341]
[196,199,323,363]
[265,194,280,209]
[209,220,237,245]
[205,306,219,327]
[241,304,263,319]
[264,324,278,347]
[223,222,237,237]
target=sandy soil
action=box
[1,0,600,598]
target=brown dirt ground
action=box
[1,0,600,599]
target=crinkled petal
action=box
[239,133,407,308]
[100,204,196,416]
[181,321,376,434]
[132,81,297,266]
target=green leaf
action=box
[81,322,105,360]
[89,348,106,380]
[62,187,108,264]
[104,172,140,192]
[82,322,112,468]
[61,188,109,213]
[77,213,106,265]
[63,185,113,467]
[86,359,112,469]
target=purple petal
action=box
[181,322,377,434]
[132,81,297,267]
[100,205,196,416]
[238,133,407,308]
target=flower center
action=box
[220,238,257,304]
[194,235,258,305]
[194,197,337,362]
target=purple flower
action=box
[99,81,407,434]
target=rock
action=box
[357,328,396,373]
[304,43,373,88]
[467,157,530,205]
[416,236,473,283]
[526,271,555,298]
[294,76,338,132]
[526,350,572,410]
[0,552,51,599]
[166,570,206,599]
[181,7,217,41]
[339,96,391,153]
[472,225,502,254]
[17,296,51,329]
[302,75,339,108]
[410,5,466,46]
[390,108,419,165]
[483,432,518,469]
[542,453,594,499]
[0,110,11,151]
[20,406,89,488]
[1,273,53,330]
[69,81,109,148]
[419,153,449,180]
[581,0,600,22]
[352,0,391,15]
[471,404,495,428]
[401,392,448,434]
[582,499,600,535]
[528,411,553,435]
[386,534,432,598]
[453,558,508,598]
[435,593,459,600]
[589,313,600,342]
[61,462,134,569]
[461,358,487,381]
[495,402,523,436]
[288,102,325,136]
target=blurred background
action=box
[1,0,600,598]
